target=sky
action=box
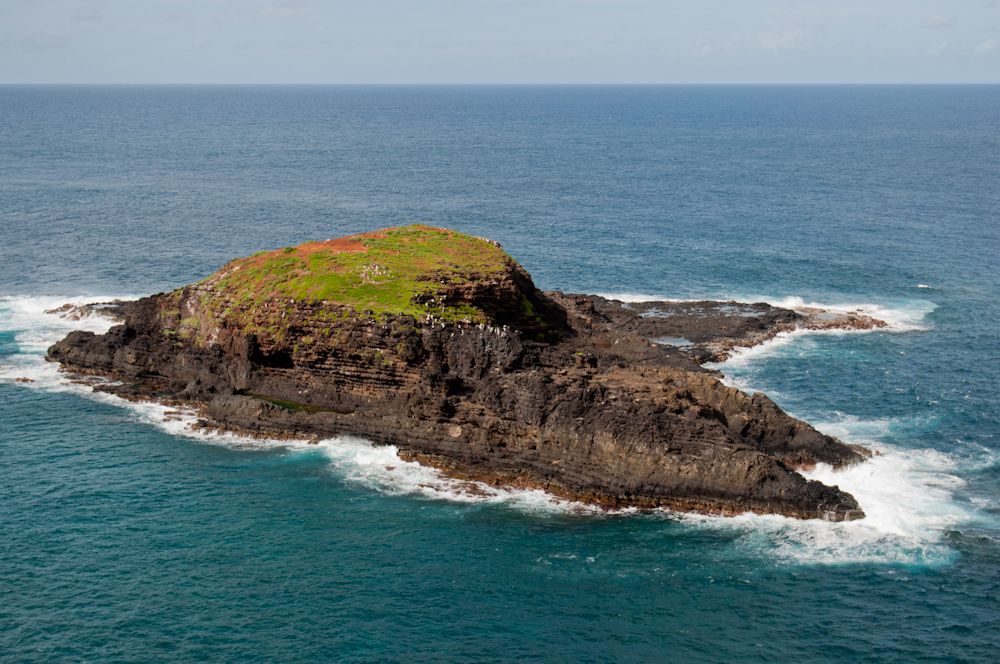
[1,1,998,84]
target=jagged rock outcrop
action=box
[48,225,869,520]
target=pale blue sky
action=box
[2,0,998,83]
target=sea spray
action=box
[660,444,969,567]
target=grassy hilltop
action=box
[190,225,539,327]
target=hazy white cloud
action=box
[927,40,948,56]
[924,14,951,28]
[975,37,997,52]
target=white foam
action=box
[595,291,935,333]
[806,451,964,536]
[0,295,136,387]
[595,292,684,304]
[703,327,816,394]
[753,295,935,333]
[600,291,935,396]
[0,294,133,349]
[675,397,991,567]
[693,297,935,394]
[666,440,971,566]
[312,436,597,513]
[92,390,591,515]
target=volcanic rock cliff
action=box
[48,225,870,520]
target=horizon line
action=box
[3,82,999,87]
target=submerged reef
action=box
[48,225,879,520]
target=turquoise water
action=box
[2,86,998,662]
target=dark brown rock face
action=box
[48,264,868,521]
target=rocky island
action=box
[47,225,881,521]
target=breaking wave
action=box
[0,294,979,566]
[88,391,593,516]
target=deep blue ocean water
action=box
[1,86,998,663]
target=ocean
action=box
[1,85,998,663]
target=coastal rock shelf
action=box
[47,225,877,521]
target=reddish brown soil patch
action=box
[231,226,454,273]
[236,230,379,271]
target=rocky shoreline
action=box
[45,226,881,521]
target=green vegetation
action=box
[248,394,349,415]
[203,225,520,323]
